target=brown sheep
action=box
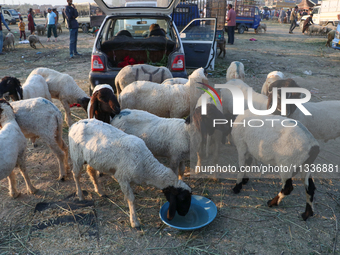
[326,30,336,47]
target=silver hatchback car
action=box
[89,0,217,94]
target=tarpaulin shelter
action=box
[298,0,317,10]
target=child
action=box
[18,17,26,41]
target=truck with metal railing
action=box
[225,0,261,34]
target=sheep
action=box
[230,110,319,220]
[3,33,15,51]
[28,34,45,49]
[68,118,192,229]
[226,61,245,82]
[307,24,326,36]
[36,24,46,36]
[326,30,336,47]
[261,71,284,96]
[115,64,173,96]
[0,76,52,101]
[255,23,267,34]
[87,84,121,123]
[56,23,62,34]
[119,67,207,118]
[217,37,226,58]
[10,97,69,181]
[161,78,188,85]
[0,99,38,197]
[28,68,90,127]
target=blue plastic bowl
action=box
[159,195,217,230]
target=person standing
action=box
[53,9,59,24]
[226,4,236,45]
[289,6,298,34]
[65,0,81,58]
[0,5,11,55]
[28,8,35,35]
[287,8,291,21]
[279,8,285,23]
[18,17,26,41]
[302,13,314,33]
[62,8,66,23]
[45,8,58,42]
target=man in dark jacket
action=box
[65,0,81,58]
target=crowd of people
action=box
[0,0,80,57]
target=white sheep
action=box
[226,61,245,82]
[161,78,188,85]
[68,119,192,229]
[261,71,284,96]
[115,64,173,96]
[10,98,69,181]
[119,67,207,118]
[230,110,319,220]
[0,99,38,197]
[28,68,90,127]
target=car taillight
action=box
[91,55,105,71]
[171,55,185,71]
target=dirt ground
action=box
[1,20,340,255]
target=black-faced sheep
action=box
[68,119,192,229]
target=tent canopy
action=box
[298,0,315,10]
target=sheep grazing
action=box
[28,68,90,127]
[115,64,173,96]
[226,61,245,82]
[307,24,326,36]
[0,99,38,197]
[261,71,284,96]
[56,23,62,34]
[326,30,336,47]
[68,119,192,228]
[87,84,121,123]
[161,77,188,85]
[0,76,52,101]
[11,98,69,181]
[255,23,267,33]
[36,25,46,36]
[230,110,319,220]
[119,67,208,118]
[28,35,45,49]
[3,33,15,51]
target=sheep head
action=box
[89,88,121,124]
[162,186,191,221]
[267,78,301,116]
[0,76,23,101]
[0,98,14,126]
[226,61,245,82]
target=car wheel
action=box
[82,24,88,33]
[238,25,245,34]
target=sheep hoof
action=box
[33,143,38,148]
[58,176,66,182]
[267,199,279,207]
[134,226,141,231]
[99,172,104,177]
[30,188,39,194]
[10,192,21,198]
[232,183,242,194]
[301,203,313,221]
[242,178,249,185]
[101,194,109,198]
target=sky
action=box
[4,0,95,6]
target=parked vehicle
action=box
[2,8,19,24]
[171,3,200,31]
[301,2,340,26]
[65,3,105,33]
[225,1,261,34]
[89,0,217,94]
[332,21,340,50]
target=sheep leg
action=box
[61,100,74,127]
[267,178,293,207]
[119,183,140,229]
[47,141,67,181]
[87,165,106,197]
[17,152,38,194]
[7,172,20,198]
[72,165,84,201]
[178,161,186,180]
[301,177,315,221]
[233,153,252,193]
[170,159,180,177]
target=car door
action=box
[179,18,217,70]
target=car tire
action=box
[238,25,245,34]
[82,24,88,33]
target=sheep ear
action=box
[167,192,177,221]
[89,96,99,119]
[16,86,23,100]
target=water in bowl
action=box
[165,203,209,228]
